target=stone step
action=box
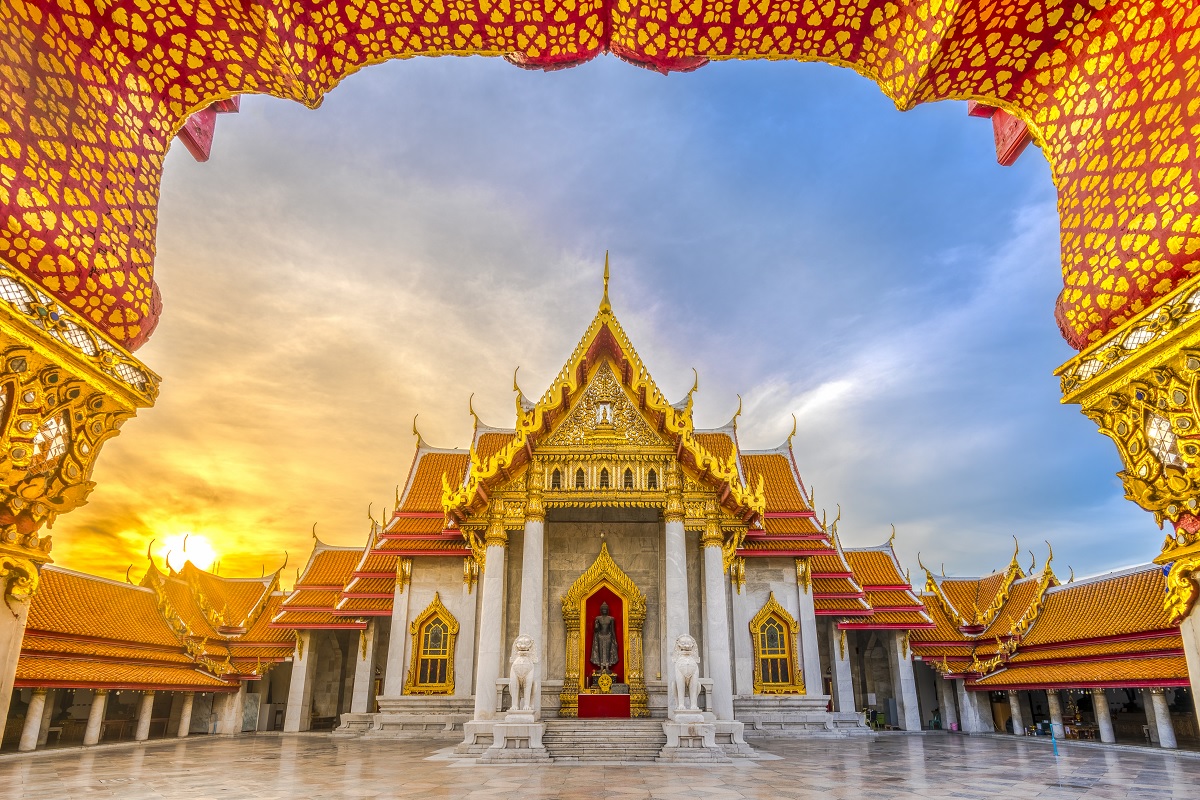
[542,720,667,762]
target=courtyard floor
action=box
[0,731,1196,799]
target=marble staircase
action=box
[541,720,667,762]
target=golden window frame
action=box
[404,592,459,695]
[749,592,805,695]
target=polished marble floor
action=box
[0,732,1197,799]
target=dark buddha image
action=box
[590,601,619,676]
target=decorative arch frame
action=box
[560,542,648,717]
[750,592,805,695]
[404,592,459,695]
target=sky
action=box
[50,54,1161,587]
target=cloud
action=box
[48,56,1159,586]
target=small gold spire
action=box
[600,252,611,313]
[888,523,897,547]
[412,414,425,447]
[788,413,797,446]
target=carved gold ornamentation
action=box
[484,506,508,549]
[701,499,722,548]
[396,557,413,592]
[749,592,805,695]
[462,556,478,592]
[559,542,648,718]
[795,557,811,594]
[730,556,746,593]
[0,552,38,606]
[1059,273,1200,530]
[0,262,157,548]
[404,592,458,695]
[664,462,684,523]
[525,461,545,523]
[442,295,765,527]
[1155,540,1200,624]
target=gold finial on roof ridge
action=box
[600,252,611,313]
[1068,565,1075,583]
[733,394,743,427]
[888,523,897,547]
[412,414,425,447]
[469,393,479,434]
[1028,550,1036,573]
[787,413,797,448]
[126,564,134,584]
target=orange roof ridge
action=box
[1046,562,1160,592]
[43,564,157,592]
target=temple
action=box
[3,275,1197,756]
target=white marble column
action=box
[663,519,690,651]
[519,479,545,714]
[18,688,47,751]
[794,559,822,692]
[472,514,508,720]
[701,520,733,720]
[350,621,378,714]
[1047,689,1066,738]
[828,624,856,712]
[382,560,413,697]
[1007,690,1025,735]
[0,587,32,728]
[218,682,246,735]
[1180,604,1200,721]
[731,584,754,696]
[1092,688,1115,743]
[134,690,155,741]
[82,689,108,745]
[284,631,318,732]
[36,688,54,747]
[937,678,959,730]
[955,679,994,733]
[888,631,921,730]
[1149,688,1177,749]
[176,693,194,737]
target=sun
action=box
[158,533,218,572]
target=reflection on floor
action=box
[2,731,1199,799]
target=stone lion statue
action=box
[508,634,539,712]
[671,634,701,712]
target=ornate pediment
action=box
[541,362,667,450]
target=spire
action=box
[599,252,611,314]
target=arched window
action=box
[575,468,585,489]
[405,593,459,694]
[599,468,610,488]
[551,468,562,489]
[749,592,804,694]
[647,469,658,490]
[623,468,634,489]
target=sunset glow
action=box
[159,533,218,573]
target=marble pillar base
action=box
[657,721,730,763]
[454,720,495,755]
[713,720,756,757]
[734,695,873,738]
[333,712,375,736]
[366,696,473,738]
[478,721,551,763]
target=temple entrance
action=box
[559,542,649,718]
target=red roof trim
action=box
[370,548,471,557]
[340,592,395,600]
[837,622,938,630]
[762,511,817,518]
[350,572,395,580]
[812,572,854,579]
[268,622,367,630]
[332,610,392,617]
[862,584,918,592]
[1016,629,1181,653]
[1005,649,1185,668]
[814,592,866,600]
[738,548,836,557]
[815,609,872,617]
[967,678,1191,692]
[291,584,344,591]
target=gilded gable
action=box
[542,362,667,450]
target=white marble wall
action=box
[398,558,479,699]
[735,558,805,695]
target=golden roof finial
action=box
[941,562,946,577]
[888,523,897,547]
[1044,540,1054,572]
[600,252,611,313]
[690,367,699,396]
[788,413,797,447]
[732,394,743,427]
[469,392,479,434]
[1028,550,1036,573]
[312,522,318,542]
[126,564,134,584]
[281,551,289,571]
[1068,565,1075,583]
[146,538,156,563]
[1009,536,1021,571]
[412,414,425,447]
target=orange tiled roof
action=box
[863,590,924,609]
[695,432,735,463]
[344,577,394,594]
[375,538,471,553]
[335,597,392,613]
[19,635,193,664]
[844,549,908,588]
[476,431,516,463]
[299,547,362,587]
[180,563,275,628]
[15,657,232,690]
[1008,634,1184,663]
[30,568,181,648]
[847,610,934,627]
[741,453,807,512]
[910,595,970,643]
[972,656,1190,689]
[1021,566,1174,647]
[815,596,871,613]
[385,516,446,535]
[760,516,821,535]
[401,450,469,513]
[979,573,1054,638]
